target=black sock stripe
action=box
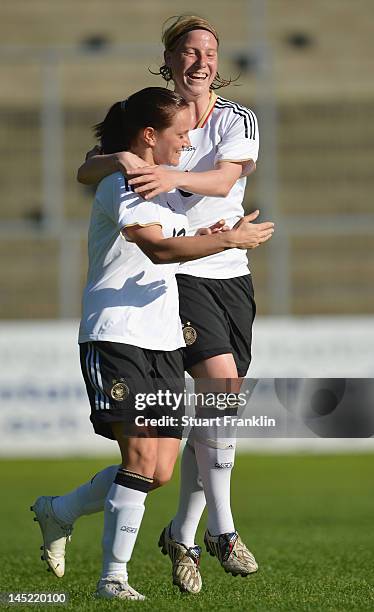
[117,468,153,483]
[115,469,153,493]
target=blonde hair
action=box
[154,15,233,90]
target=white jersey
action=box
[177,92,259,279]
[78,172,187,350]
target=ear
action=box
[143,126,156,147]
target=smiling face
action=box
[151,106,192,166]
[165,29,218,101]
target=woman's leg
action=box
[169,437,206,547]
[98,423,157,600]
[152,437,181,489]
[51,436,180,527]
[174,355,258,577]
[51,464,120,525]
[171,353,240,545]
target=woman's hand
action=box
[195,219,230,235]
[127,166,180,199]
[77,149,146,185]
[115,151,150,174]
[85,144,102,160]
[231,210,275,249]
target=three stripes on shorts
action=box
[85,343,110,411]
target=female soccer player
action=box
[78,16,264,593]
[77,14,264,595]
[31,87,273,600]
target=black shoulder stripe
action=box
[216,98,256,140]
[216,97,257,140]
[215,101,250,139]
[217,96,256,121]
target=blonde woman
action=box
[76,15,265,594]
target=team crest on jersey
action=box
[111,378,130,401]
[183,322,197,346]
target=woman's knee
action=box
[125,443,157,475]
[152,466,174,489]
[111,423,158,476]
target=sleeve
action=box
[215,107,259,165]
[105,173,162,230]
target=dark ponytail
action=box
[94,87,189,154]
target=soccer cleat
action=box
[204,530,258,577]
[31,496,73,578]
[95,576,145,600]
[158,524,202,594]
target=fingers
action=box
[242,209,260,222]
[128,175,157,187]
[234,216,275,231]
[257,221,275,231]
[85,145,102,160]
[211,224,230,233]
[258,230,274,243]
[143,187,164,200]
[196,222,230,236]
[208,219,225,230]
[132,182,160,195]
[248,229,274,248]
[196,226,211,235]
[257,227,274,239]
[127,167,158,179]
[240,224,275,250]
[232,210,259,229]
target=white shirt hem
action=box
[78,334,185,351]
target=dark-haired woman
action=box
[32,87,273,600]
[76,15,264,594]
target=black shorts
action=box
[80,341,185,440]
[176,274,256,377]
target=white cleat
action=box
[31,496,72,578]
[204,530,258,577]
[158,523,202,594]
[95,576,145,600]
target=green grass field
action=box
[1,454,374,611]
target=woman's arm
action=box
[126,160,254,200]
[77,151,149,185]
[124,211,274,264]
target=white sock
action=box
[171,436,206,547]
[101,471,152,581]
[194,436,236,536]
[52,465,119,525]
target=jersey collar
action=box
[195,91,217,129]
